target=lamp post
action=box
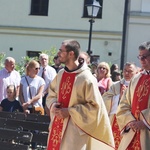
[86,0,101,56]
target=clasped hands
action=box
[51,103,69,119]
[127,120,146,132]
[22,101,32,109]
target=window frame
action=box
[27,51,41,58]
[30,0,49,16]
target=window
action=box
[27,51,41,58]
[30,0,49,16]
[142,0,150,12]
[83,0,103,19]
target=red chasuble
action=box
[127,75,150,150]
[47,71,76,150]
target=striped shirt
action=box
[0,68,21,102]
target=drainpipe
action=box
[120,0,130,70]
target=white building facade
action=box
[0,0,124,66]
[125,0,150,67]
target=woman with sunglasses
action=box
[19,60,45,114]
[97,62,113,95]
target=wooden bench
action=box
[0,128,32,150]
[0,111,50,123]
[0,111,25,120]
[0,117,49,148]
[0,141,30,150]
[26,113,50,123]
[0,112,50,149]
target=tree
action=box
[15,47,57,76]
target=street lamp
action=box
[86,0,101,56]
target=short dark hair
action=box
[111,71,121,82]
[62,39,80,60]
[53,55,58,60]
[110,64,118,74]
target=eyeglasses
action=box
[59,49,68,53]
[35,67,40,70]
[123,69,134,74]
[99,67,107,70]
[137,53,150,60]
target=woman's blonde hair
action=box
[97,62,111,78]
[26,60,39,76]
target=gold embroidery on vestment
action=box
[50,118,64,147]
[61,76,72,99]
[136,79,149,102]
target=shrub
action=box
[0,52,5,70]
[15,47,57,76]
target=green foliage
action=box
[0,52,5,70]
[0,47,57,76]
[108,62,112,67]
[15,47,57,76]
[40,47,57,65]
[15,56,37,76]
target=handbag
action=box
[24,76,44,115]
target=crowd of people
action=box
[0,39,150,150]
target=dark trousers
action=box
[42,94,48,107]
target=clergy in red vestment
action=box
[117,41,150,150]
[102,62,138,149]
[46,39,115,150]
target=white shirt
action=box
[20,76,45,107]
[38,65,56,93]
[110,80,130,115]
[0,68,21,102]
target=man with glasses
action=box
[117,41,150,150]
[102,62,138,149]
[46,39,115,150]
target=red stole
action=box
[112,115,121,149]
[112,83,125,149]
[127,75,150,150]
[47,71,76,150]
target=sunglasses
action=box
[35,67,40,70]
[99,67,107,70]
[137,54,150,60]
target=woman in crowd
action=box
[111,70,122,82]
[97,62,112,95]
[90,62,98,78]
[110,64,119,75]
[19,60,45,114]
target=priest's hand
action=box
[55,108,69,119]
[120,85,127,99]
[127,120,146,131]
[51,102,62,113]
[51,102,69,119]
